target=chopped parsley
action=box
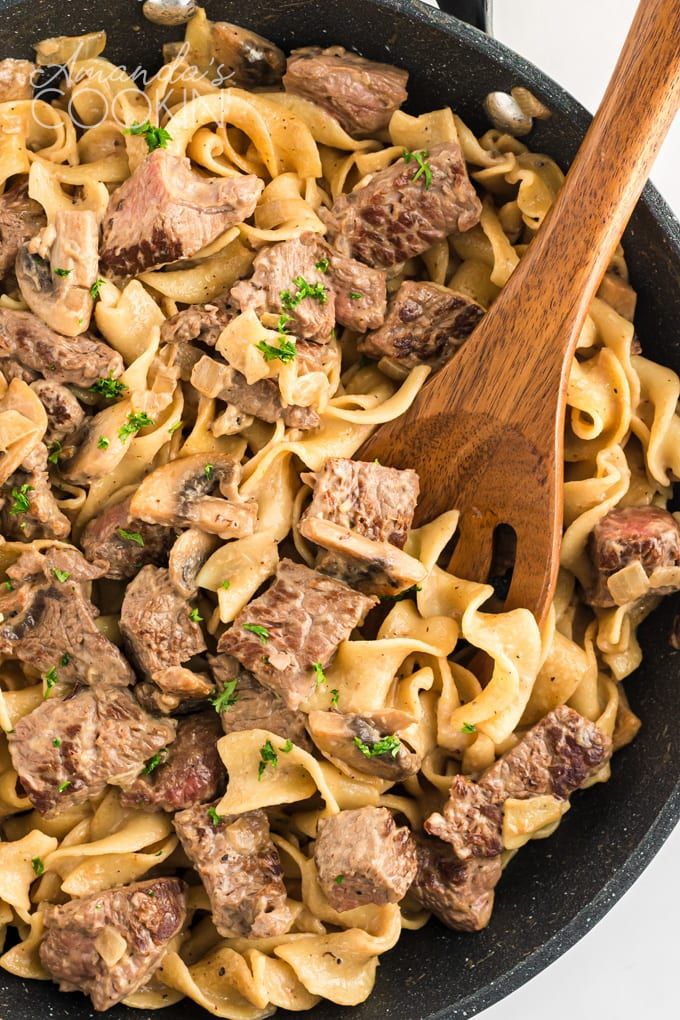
[243,623,269,643]
[124,120,172,152]
[188,607,203,623]
[256,337,297,364]
[330,688,340,708]
[52,737,62,748]
[4,580,14,592]
[207,806,223,827]
[211,679,239,713]
[349,291,363,301]
[353,734,401,759]
[258,739,278,780]
[315,257,330,274]
[90,278,105,301]
[97,436,110,450]
[31,857,45,877]
[312,661,327,688]
[47,441,62,464]
[220,580,231,590]
[43,666,59,698]
[168,420,183,434]
[335,874,345,885]
[51,568,70,583]
[142,748,168,775]
[276,312,292,333]
[90,375,128,400]
[58,780,71,793]
[117,528,144,546]
[204,463,214,480]
[280,275,329,311]
[378,584,422,603]
[9,484,33,516]
[403,148,433,189]
[53,267,72,278]
[119,411,154,442]
[280,739,293,753]
[461,722,477,734]
[60,653,70,667]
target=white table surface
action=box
[424,2,680,1017]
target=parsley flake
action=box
[142,748,168,775]
[53,267,72,278]
[60,654,70,667]
[335,874,345,885]
[312,661,327,688]
[90,278,105,301]
[220,580,231,590]
[31,857,45,877]
[207,806,223,827]
[256,337,297,364]
[58,780,71,793]
[461,722,477,734]
[52,737,62,748]
[243,623,269,643]
[90,375,128,400]
[97,436,110,450]
[4,580,14,592]
[280,739,293,753]
[9,484,33,516]
[280,275,329,311]
[189,607,203,623]
[211,679,239,713]
[353,734,401,759]
[168,420,183,434]
[349,291,363,301]
[276,312,292,334]
[117,528,144,546]
[330,688,340,708]
[315,257,330,274]
[124,120,172,152]
[204,463,214,479]
[258,739,278,780]
[378,584,422,603]
[47,441,62,464]
[119,411,154,442]
[403,148,433,189]
[43,666,59,698]
[52,568,70,583]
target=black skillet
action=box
[0,1,678,1017]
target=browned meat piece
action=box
[0,546,135,688]
[210,22,286,88]
[80,496,175,581]
[231,234,335,341]
[129,453,257,539]
[284,46,408,138]
[160,298,235,346]
[587,505,680,607]
[101,150,263,277]
[9,685,176,817]
[0,442,71,541]
[218,559,376,710]
[307,709,421,781]
[191,354,320,430]
[30,379,84,443]
[425,706,612,860]
[0,180,45,279]
[597,270,637,321]
[326,250,387,332]
[359,281,484,369]
[174,804,291,938]
[119,566,206,688]
[315,807,417,910]
[0,59,34,101]
[209,653,313,752]
[0,357,38,384]
[0,308,124,387]
[322,141,482,268]
[39,878,186,1011]
[120,711,225,813]
[409,836,501,932]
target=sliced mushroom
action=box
[299,516,427,597]
[307,709,421,782]
[60,400,135,484]
[169,527,220,598]
[483,91,533,137]
[142,0,197,27]
[16,210,99,338]
[210,22,286,88]
[129,452,257,539]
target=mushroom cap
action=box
[306,709,421,782]
[168,527,220,598]
[211,22,286,88]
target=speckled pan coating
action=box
[0,2,678,1019]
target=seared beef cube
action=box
[0,308,124,388]
[588,505,680,607]
[0,181,45,280]
[359,281,484,369]
[322,141,482,268]
[0,442,71,541]
[209,653,313,752]
[209,21,286,88]
[191,355,320,430]
[119,566,206,687]
[0,58,35,102]
[80,496,175,580]
[120,711,225,813]
[284,46,408,138]
[30,379,84,444]
[307,709,421,781]
[231,234,335,341]
[129,452,257,538]
[0,547,134,688]
[409,836,501,932]
[160,298,235,346]
[218,559,376,710]
[39,878,186,1011]
[315,807,417,911]
[101,150,263,277]
[9,685,176,817]
[174,804,291,938]
[425,706,611,860]
[327,251,387,332]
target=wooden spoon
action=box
[359,0,680,622]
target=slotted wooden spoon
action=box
[359,0,680,622]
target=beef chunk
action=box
[80,496,175,581]
[0,442,71,541]
[588,505,680,607]
[0,547,134,688]
[9,685,176,817]
[284,46,408,138]
[209,21,286,88]
[30,379,84,443]
[315,807,417,910]
[209,653,312,752]
[101,150,263,277]
[425,706,612,860]
[0,181,45,280]
[119,566,206,688]
[174,804,291,938]
[0,308,124,387]
[359,280,484,369]
[0,59,35,102]
[322,141,482,268]
[409,836,501,932]
[191,354,320,430]
[120,711,225,813]
[39,878,186,1011]
[326,250,387,332]
[160,298,235,346]
[307,709,421,781]
[218,559,376,710]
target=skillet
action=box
[0,1,678,1017]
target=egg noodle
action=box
[0,12,678,1016]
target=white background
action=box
[425,1,680,1018]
